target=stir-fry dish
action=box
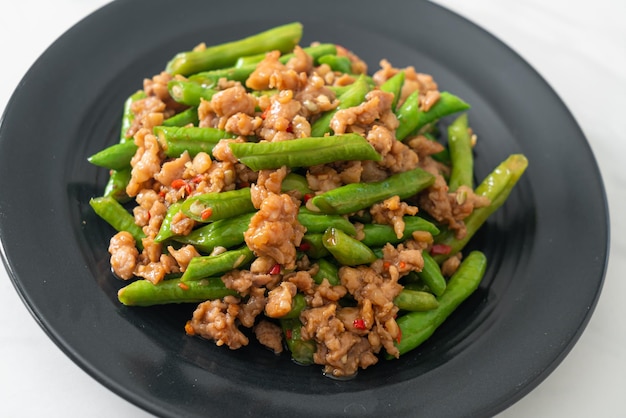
[88,22,528,378]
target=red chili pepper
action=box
[383,261,391,270]
[286,123,293,133]
[200,207,213,221]
[353,318,366,330]
[177,282,190,291]
[285,328,293,340]
[192,175,204,184]
[158,190,166,198]
[298,242,311,252]
[269,263,281,275]
[399,261,406,269]
[303,193,313,203]
[171,178,186,189]
[396,327,402,343]
[185,183,193,195]
[430,244,452,256]
[260,107,270,120]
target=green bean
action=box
[417,252,447,297]
[395,90,420,141]
[309,167,434,215]
[118,276,237,307]
[318,54,352,73]
[181,246,254,282]
[89,196,145,249]
[154,125,236,158]
[165,22,303,76]
[280,318,316,365]
[323,227,378,266]
[120,90,146,142]
[310,75,371,137]
[173,212,254,253]
[229,133,381,171]
[153,202,184,243]
[396,91,471,141]
[181,188,255,223]
[380,70,405,111]
[394,289,439,312]
[189,43,338,88]
[433,154,528,263]
[360,216,440,247]
[103,168,132,203]
[167,80,218,106]
[280,293,308,319]
[447,113,474,191]
[393,251,487,356]
[312,257,340,286]
[162,107,199,127]
[299,233,330,259]
[95,90,145,201]
[88,141,137,171]
[298,208,356,236]
[281,172,313,196]
[235,52,267,68]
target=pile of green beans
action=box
[88,22,528,372]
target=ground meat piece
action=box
[127,128,163,197]
[224,113,263,136]
[370,196,419,239]
[143,71,187,117]
[186,297,249,349]
[258,90,302,142]
[265,281,297,318]
[285,45,313,74]
[198,98,218,128]
[300,303,375,378]
[421,90,441,112]
[308,279,348,308]
[339,265,402,358]
[306,165,342,192]
[441,252,463,277]
[294,72,337,119]
[238,286,267,328]
[167,244,200,271]
[285,270,316,294]
[126,96,167,138]
[244,193,305,270]
[254,320,284,354]
[154,152,190,187]
[419,176,490,239]
[381,242,424,276]
[246,51,285,91]
[108,231,138,280]
[133,189,167,238]
[250,167,288,209]
[379,139,419,173]
[212,138,244,164]
[360,160,390,183]
[169,210,195,236]
[210,84,257,130]
[406,134,446,160]
[190,161,237,195]
[330,90,395,135]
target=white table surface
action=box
[1,1,624,416]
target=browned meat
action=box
[254,320,284,354]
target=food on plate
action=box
[88,22,528,378]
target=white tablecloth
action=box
[1,1,624,416]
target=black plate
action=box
[0,0,609,417]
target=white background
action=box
[1,1,625,416]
